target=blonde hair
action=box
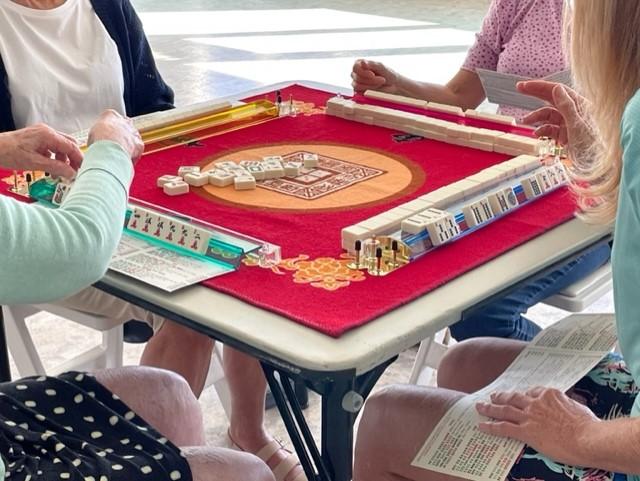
[569,0,640,223]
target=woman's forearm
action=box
[576,417,640,474]
[395,69,487,111]
[0,141,132,304]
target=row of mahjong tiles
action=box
[342,156,568,254]
[326,89,564,252]
[156,154,320,196]
[364,89,518,125]
[326,93,549,157]
[127,205,212,255]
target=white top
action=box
[0,0,126,133]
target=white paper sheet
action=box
[477,69,572,111]
[412,314,617,481]
[109,233,233,292]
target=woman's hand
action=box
[518,80,595,160]
[351,59,401,94]
[88,110,144,163]
[476,387,600,466]
[0,124,82,178]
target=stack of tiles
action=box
[364,90,517,126]
[464,109,517,126]
[326,94,550,157]
[127,206,211,255]
[492,133,546,156]
[341,156,569,253]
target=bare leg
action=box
[224,346,303,481]
[95,366,205,447]
[141,320,214,397]
[225,346,268,448]
[183,446,275,481]
[437,338,527,393]
[95,367,273,481]
[354,385,467,481]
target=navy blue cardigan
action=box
[0,0,174,132]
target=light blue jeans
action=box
[450,243,612,341]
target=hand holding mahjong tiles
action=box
[156,153,322,197]
[127,206,211,255]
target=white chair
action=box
[3,304,124,376]
[3,304,232,418]
[408,328,450,385]
[541,262,612,312]
[408,262,613,384]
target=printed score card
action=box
[109,233,233,292]
[412,314,618,481]
[477,69,572,111]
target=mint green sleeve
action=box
[0,140,133,304]
[612,89,640,427]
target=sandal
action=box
[228,432,307,481]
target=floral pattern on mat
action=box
[243,253,365,291]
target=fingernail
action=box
[554,85,568,97]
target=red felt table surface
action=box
[0,86,575,337]
[127,85,576,337]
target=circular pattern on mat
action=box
[196,142,425,212]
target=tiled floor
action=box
[131,1,490,105]
[10,0,615,459]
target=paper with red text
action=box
[412,314,617,481]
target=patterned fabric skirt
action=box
[508,353,638,481]
[0,371,192,481]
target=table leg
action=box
[0,307,11,382]
[263,364,328,481]
[263,357,396,481]
[320,359,394,481]
[321,372,356,481]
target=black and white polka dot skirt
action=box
[0,372,192,481]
